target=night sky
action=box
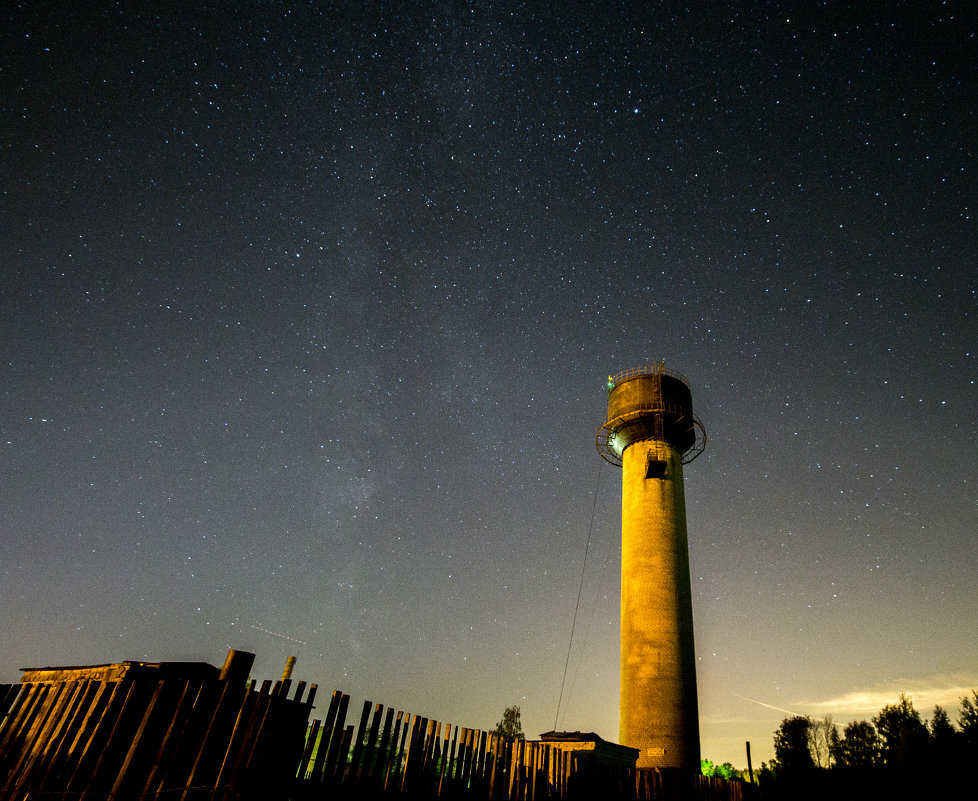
[2,2,975,767]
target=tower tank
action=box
[596,363,705,771]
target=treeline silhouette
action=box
[756,690,978,800]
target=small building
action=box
[20,660,220,684]
[19,648,253,684]
[538,730,639,767]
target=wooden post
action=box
[349,700,372,780]
[370,707,394,786]
[474,730,489,794]
[0,683,53,782]
[384,711,408,791]
[337,725,354,783]
[436,724,452,797]
[34,680,100,794]
[176,679,240,800]
[106,680,167,798]
[218,650,255,684]
[136,680,205,796]
[310,691,341,782]
[323,693,350,782]
[421,720,440,788]
[7,681,76,787]
[361,703,385,783]
[66,679,138,798]
[297,719,320,780]
[401,715,426,792]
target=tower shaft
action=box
[596,364,705,773]
[620,441,699,770]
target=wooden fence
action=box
[292,691,754,801]
[0,668,753,801]
[0,675,314,801]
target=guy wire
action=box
[553,458,603,730]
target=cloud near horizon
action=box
[801,674,978,720]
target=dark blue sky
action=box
[2,2,975,764]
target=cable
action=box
[553,459,603,731]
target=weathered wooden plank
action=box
[452,726,466,788]
[307,690,341,783]
[5,679,77,791]
[30,680,100,795]
[486,733,504,800]
[177,679,242,800]
[304,682,317,709]
[417,717,435,787]
[462,727,478,789]
[320,690,343,733]
[450,726,465,789]
[338,724,355,781]
[45,680,111,796]
[238,681,298,799]
[348,699,372,780]
[136,679,206,796]
[360,703,385,784]
[200,678,311,801]
[435,723,452,797]
[383,710,408,791]
[531,741,543,801]
[90,678,174,800]
[69,678,142,800]
[475,729,489,795]
[371,705,396,782]
[0,684,22,725]
[421,719,439,786]
[0,682,50,784]
[105,679,169,799]
[401,714,426,792]
[323,693,350,782]
[524,741,535,801]
[0,684,53,799]
[254,677,311,788]
[449,726,465,790]
[212,679,267,794]
[46,679,118,794]
[297,719,320,780]
[474,728,487,790]
[510,738,526,801]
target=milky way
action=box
[1,2,975,765]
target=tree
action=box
[928,704,961,780]
[492,705,524,741]
[701,760,743,780]
[715,762,743,780]
[755,760,776,789]
[873,694,928,768]
[772,716,814,775]
[959,690,978,749]
[930,705,956,746]
[808,715,835,768]
[830,720,880,770]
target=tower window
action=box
[646,459,667,479]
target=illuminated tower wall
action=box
[597,364,705,772]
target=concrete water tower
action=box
[596,363,706,771]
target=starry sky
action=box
[1,1,975,767]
